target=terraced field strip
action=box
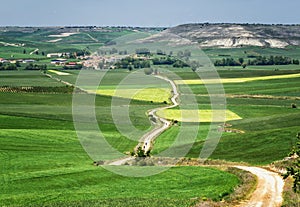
[156,109,242,122]
[175,73,300,85]
[48,70,71,76]
[90,88,171,103]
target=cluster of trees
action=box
[114,57,151,69]
[136,48,151,55]
[0,63,18,70]
[115,55,191,70]
[214,58,244,67]
[248,55,299,66]
[113,48,193,70]
[25,63,47,71]
[63,64,83,70]
[0,62,48,71]
[70,49,91,58]
[152,56,189,68]
[215,56,300,67]
[177,50,192,59]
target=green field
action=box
[1,28,300,205]
[0,128,238,206]
[149,68,300,165]
[0,69,242,206]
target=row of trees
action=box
[25,63,47,71]
[114,57,151,69]
[215,56,300,67]
[97,48,192,58]
[114,55,190,70]
[152,56,189,67]
[0,63,47,71]
[0,60,49,71]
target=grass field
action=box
[150,67,300,165]
[3,26,300,206]
[0,126,239,206]
[0,69,241,206]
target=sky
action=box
[0,0,300,27]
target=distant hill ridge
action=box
[166,23,300,48]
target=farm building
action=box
[47,53,63,58]
[22,60,36,63]
[51,59,67,65]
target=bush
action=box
[144,68,153,75]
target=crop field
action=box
[150,67,300,165]
[1,26,300,205]
[156,109,242,122]
[93,88,171,103]
[0,71,66,87]
[0,69,242,206]
[175,72,300,85]
[204,46,300,61]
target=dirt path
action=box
[109,75,179,165]
[85,33,99,42]
[108,157,135,166]
[30,48,39,55]
[235,166,284,207]
[139,75,179,152]
[49,72,285,206]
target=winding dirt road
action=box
[139,75,179,153]
[235,166,284,207]
[109,75,179,165]
[49,71,285,206]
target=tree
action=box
[15,61,21,67]
[283,132,300,192]
[136,147,147,157]
[23,49,26,54]
[293,59,300,65]
[183,49,192,58]
[238,57,244,65]
[128,65,133,71]
[136,48,150,55]
[98,61,105,69]
[177,51,184,58]
[5,64,17,70]
[144,68,153,75]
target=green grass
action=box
[149,67,300,165]
[203,46,300,60]
[0,129,238,206]
[0,71,65,87]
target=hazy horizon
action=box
[1,0,300,27]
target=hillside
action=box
[162,23,300,48]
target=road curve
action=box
[235,166,284,207]
[109,75,179,165]
[138,75,179,153]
